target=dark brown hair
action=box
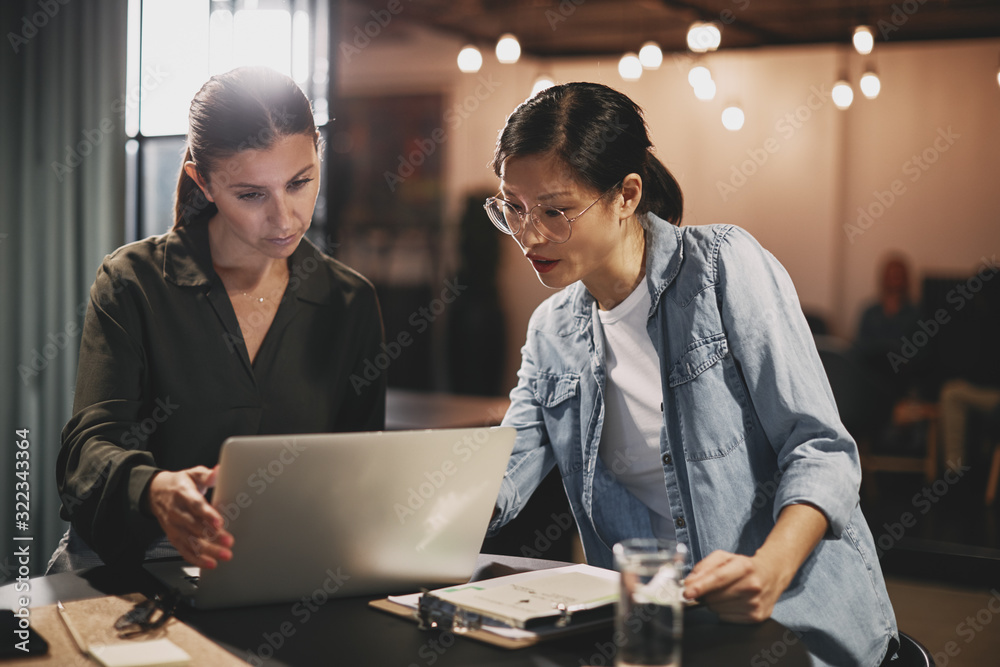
[173,66,319,228]
[491,82,682,225]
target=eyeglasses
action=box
[483,184,620,244]
[114,591,179,638]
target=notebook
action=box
[144,426,516,609]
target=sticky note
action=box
[89,638,191,667]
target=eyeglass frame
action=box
[483,181,622,244]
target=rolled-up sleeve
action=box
[716,227,860,538]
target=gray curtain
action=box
[1,0,127,578]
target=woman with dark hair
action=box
[50,67,385,572]
[485,82,897,666]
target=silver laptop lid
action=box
[186,426,515,608]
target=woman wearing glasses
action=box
[50,67,385,572]
[485,82,897,667]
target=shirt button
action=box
[662,453,672,465]
[675,517,686,528]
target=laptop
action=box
[144,426,516,609]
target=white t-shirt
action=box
[595,284,676,541]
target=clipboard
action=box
[368,564,618,649]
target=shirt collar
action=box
[568,213,684,321]
[163,222,334,305]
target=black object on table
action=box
[0,554,810,666]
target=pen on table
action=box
[57,600,91,659]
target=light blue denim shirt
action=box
[490,219,897,667]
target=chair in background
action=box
[984,405,1000,506]
[987,442,1000,506]
[815,336,938,491]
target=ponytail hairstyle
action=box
[173,66,320,228]
[491,82,682,226]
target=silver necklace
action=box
[242,292,266,304]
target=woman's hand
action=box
[682,550,788,623]
[146,466,234,569]
[682,503,829,623]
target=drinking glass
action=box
[613,538,687,667]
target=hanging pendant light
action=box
[860,69,881,99]
[457,45,482,73]
[853,26,874,55]
[639,41,662,70]
[496,33,520,64]
[721,105,745,131]
[832,78,854,109]
[618,52,642,81]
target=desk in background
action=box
[0,554,810,666]
[386,388,510,430]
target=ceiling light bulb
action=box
[721,105,744,131]
[832,79,854,109]
[860,71,881,99]
[496,33,521,64]
[688,65,712,88]
[639,41,663,70]
[687,22,721,53]
[703,23,722,51]
[853,26,874,55]
[531,75,555,97]
[693,78,716,101]
[618,52,642,81]
[457,45,482,73]
[687,23,708,53]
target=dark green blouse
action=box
[57,222,385,565]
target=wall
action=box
[338,12,1000,392]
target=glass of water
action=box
[613,538,688,667]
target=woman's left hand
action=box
[681,550,788,623]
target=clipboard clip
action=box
[553,602,573,628]
[416,591,484,633]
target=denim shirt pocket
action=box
[668,334,748,461]
[532,371,583,477]
[532,371,580,407]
